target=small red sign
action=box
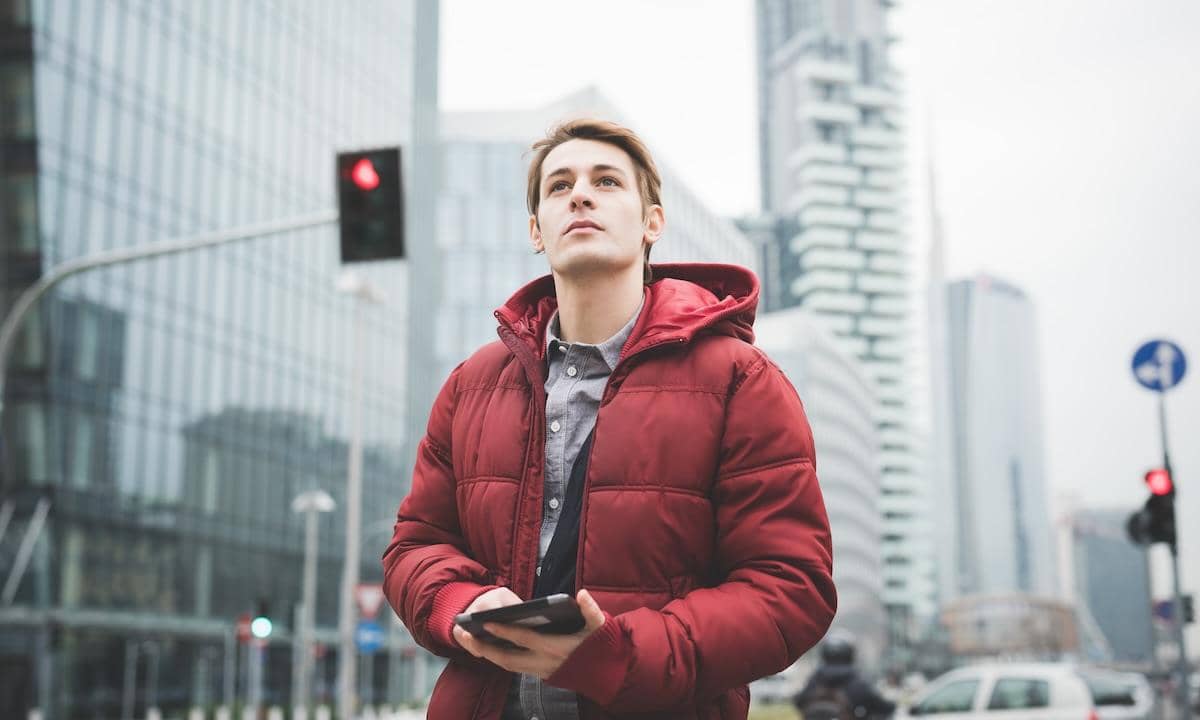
[355,583,385,619]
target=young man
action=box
[383,119,836,719]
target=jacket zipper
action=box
[498,325,549,599]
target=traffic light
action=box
[336,147,404,263]
[251,598,272,639]
[1184,594,1195,625]
[1126,468,1176,548]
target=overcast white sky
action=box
[441,0,1200,606]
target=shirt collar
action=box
[546,293,645,372]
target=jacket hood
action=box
[494,263,759,359]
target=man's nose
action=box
[569,180,594,209]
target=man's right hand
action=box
[452,586,523,649]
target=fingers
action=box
[577,589,606,631]
[453,625,483,657]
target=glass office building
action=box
[0,1,436,716]
[944,275,1056,599]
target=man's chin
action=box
[550,253,638,281]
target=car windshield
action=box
[1081,674,1137,706]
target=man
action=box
[383,118,836,719]
[793,632,896,720]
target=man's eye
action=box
[550,181,569,193]
[598,177,619,187]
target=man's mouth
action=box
[565,219,603,235]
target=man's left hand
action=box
[453,588,607,679]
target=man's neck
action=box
[553,265,645,345]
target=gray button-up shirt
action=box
[502,296,644,720]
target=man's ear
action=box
[643,205,665,249]
[529,215,545,254]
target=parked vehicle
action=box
[896,663,1096,720]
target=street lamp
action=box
[292,488,336,719]
[335,270,382,720]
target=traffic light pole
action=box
[1160,395,1190,717]
[335,273,380,720]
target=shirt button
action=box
[550,420,561,433]
[548,497,560,510]
[566,365,578,377]
[535,565,542,576]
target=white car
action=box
[1076,669,1153,720]
[897,663,1096,720]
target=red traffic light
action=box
[351,158,381,191]
[1145,468,1173,496]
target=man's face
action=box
[530,139,663,280]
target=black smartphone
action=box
[454,593,585,647]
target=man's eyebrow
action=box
[543,164,630,185]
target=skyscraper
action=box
[0,2,437,716]
[754,0,934,645]
[945,275,1057,598]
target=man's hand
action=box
[452,589,607,679]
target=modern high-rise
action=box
[753,0,935,644]
[755,307,885,670]
[435,88,760,383]
[945,275,1057,598]
[0,1,437,717]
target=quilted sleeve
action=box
[381,364,499,660]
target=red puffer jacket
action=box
[383,263,836,719]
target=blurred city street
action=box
[2,0,1199,718]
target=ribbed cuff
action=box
[546,612,629,705]
[429,582,499,649]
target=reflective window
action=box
[3,174,38,253]
[0,61,35,138]
[987,678,1050,711]
[916,679,979,714]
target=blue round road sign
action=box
[1132,340,1187,393]
[356,619,384,653]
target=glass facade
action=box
[945,275,1056,599]
[0,1,432,717]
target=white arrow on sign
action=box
[1135,342,1182,390]
[355,583,385,618]
[1136,362,1160,386]
[1155,343,1179,387]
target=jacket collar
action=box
[494,263,759,362]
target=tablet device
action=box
[454,593,585,647]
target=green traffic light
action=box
[251,617,272,639]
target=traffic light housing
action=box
[1126,468,1176,548]
[336,147,404,263]
[251,598,272,639]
